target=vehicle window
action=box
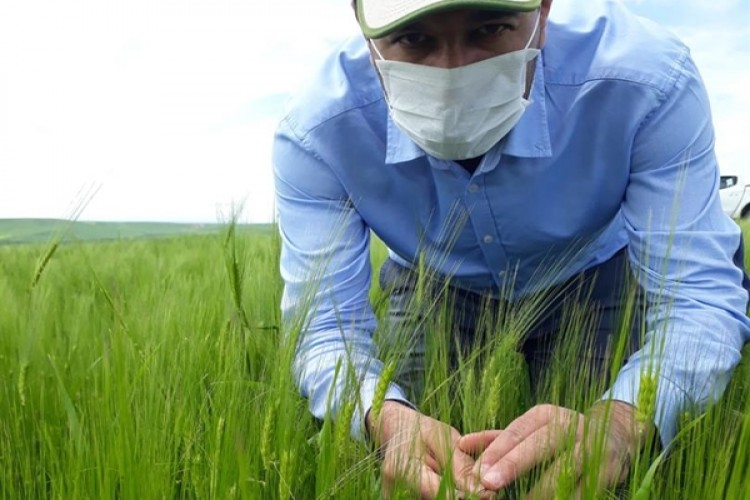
[720,176,738,189]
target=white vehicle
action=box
[720,173,750,219]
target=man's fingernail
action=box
[482,470,505,488]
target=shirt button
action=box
[468,184,479,193]
[483,235,494,244]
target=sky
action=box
[0,0,748,223]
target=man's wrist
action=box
[365,400,414,440]
[589,400,656,453]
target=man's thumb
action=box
[457,430,503,455]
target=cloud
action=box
[0,0,747,222]
[615,0,750,175]
[622,0,746,22]
[0,0,359,222]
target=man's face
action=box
[368,3,551,69]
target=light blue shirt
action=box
[273,0,750,444]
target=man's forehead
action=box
[468,9,522,21]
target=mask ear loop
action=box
[369,39,386,61]
[524,9,542,50]
[368,39,394,109]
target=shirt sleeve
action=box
[272,117,411,440]
[602,50,750,445]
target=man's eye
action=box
[476,23,509,37]
[393,33,429,47]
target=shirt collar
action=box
[384,50,553,166]
[501,51,553,159]
[385,112,425,164]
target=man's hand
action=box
[367,401,487,499]
[458,402,653,498]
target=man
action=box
[273,0,750,497]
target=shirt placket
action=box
[463,174,510,290]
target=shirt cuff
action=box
[601,366,689,447]
[351,378,414,441]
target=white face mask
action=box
[372,12,541,161]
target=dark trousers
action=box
[377,248,644,403]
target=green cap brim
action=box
[358,0,541,39]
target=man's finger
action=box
[473,405,576,477]
[417,424,484,495]
[383,457,443,499]
[450,445,485,496]
[419,423,457,466]
[478,422,578,491]
[458,430,503,455]
[525,431,630,500]
[416,461,444,500]
[524,441,584,500]
[385,459,441,499]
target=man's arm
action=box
[274,118,485,497]
[460,50,750,495]
[273,117,410,440]
[605,49,750,446]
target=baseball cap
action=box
[357,0,542,38]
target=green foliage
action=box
[0,226,749,499]
[0,218,273,245]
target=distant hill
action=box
[0,219,274,245]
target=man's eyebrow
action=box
[388,9,520,35]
